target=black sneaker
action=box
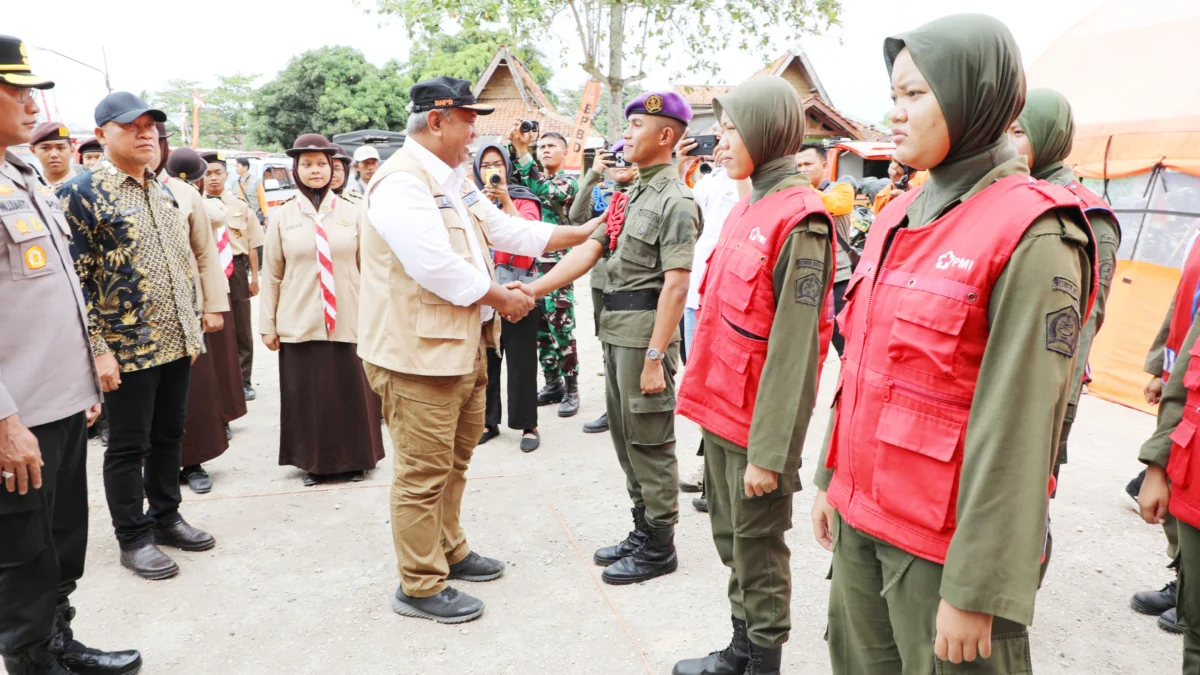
[391,586,484,624]
[1159,606,1184,634]
[1132,579,1178,615]
[582,413,609,434]
[243,382,257,402]
[448,551,505,582]
[1125,470,1145,511]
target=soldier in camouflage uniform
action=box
[510,127,582,417]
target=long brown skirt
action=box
[208,309,247,424]
[181,335,229,466]
[278,341,384,475]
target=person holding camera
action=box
[873,158,927,214]
[509,124,583,418]
[569,141,639,435]
[474,143,545,452]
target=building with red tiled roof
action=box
[472,47,578,141]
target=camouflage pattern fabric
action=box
[538,284,579,379]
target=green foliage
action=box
[558,82,643,137]
[144,74,258,149]
[877,112,892,129]
[402,26,556,105]
[248,46,410,151]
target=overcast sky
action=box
[11,0,1108,135]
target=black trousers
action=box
[0,412,88,654]
[229,255,254,384]
[485,306,541,431]
[830,278,849,357]
[102,357,191,550]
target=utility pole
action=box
[31,45,112,93]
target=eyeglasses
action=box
[1,86,35,104]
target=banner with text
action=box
[564,80,603,172]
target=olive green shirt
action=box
[1146,296,1175,376]
[815,158,1094,625]
[589,164,699,348]
[1140,311,1200,469]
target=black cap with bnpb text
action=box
[94,91,167,127]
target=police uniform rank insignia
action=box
[796,273,822,306]
[24,245,46,270]
[1045,305,1081,356]
[645,95,664,114]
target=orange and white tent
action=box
[1028,0,1200,413]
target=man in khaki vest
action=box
[361,76,602,624]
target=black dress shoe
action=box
[693,497,708,513]
[558,377,580,417]
[1159,606,1184,634]
[672,616,749,675]
[349,470,366,482]
[243,382,257,401]
[602,526,678,585]
[478,425,500,445]
[303,472,321,487]
[180,466,212,494]
[391,586,484,624]
[582,413,609,434]
[119,543,178,580]
[61,639,142,675]
[537,376,565,405]
[151,518,215,552]
[448,551,506,582]
[1132,578,1177,615]
[520,430,540,453]
[594,506,648,566]
[2,638,74,675]
[745,643,782,675]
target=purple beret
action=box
[609,140,626,154]
[625,91,692,124]
[30,121,71,147]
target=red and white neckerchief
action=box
[300,194,338,335]
[215,226,234,278]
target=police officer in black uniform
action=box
[0,35,142,675]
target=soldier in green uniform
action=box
[510,128,583,416]
[569,141,639,434]
[672,76,833,675]
[530,91,699,585]
[811,16,1095,673]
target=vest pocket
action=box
[836,273,864,328]
[872,402,963,532]
[1168,418,1196,489]
[417,288,471,340]
[886,291,970,378]
[716,250,765,313]
[706,324,753,407]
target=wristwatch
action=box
[646,348,664,362]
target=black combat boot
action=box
[672,616,749,675]
[537,376,565,405]
[1131,577,1177,615]
[745,643,782,675]
[55,603,143,675]
[558,377,580,417]
[593,507,648,566]
[3,638,74,675]
[602,525,678,585]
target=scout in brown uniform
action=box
[77,137,103,171]
[260,134,384,486]
[29,122,76,189]
[202,152,263,401]
[0,36,141,675]
[156,141,231,495]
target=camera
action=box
[698,162,714,176]
[489,173,503,187]
[612,151,628,168]
[520,120,539,134]
[482,166,504,187]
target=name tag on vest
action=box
[462,191,480,207]
[436,196,453,209]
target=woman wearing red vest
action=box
[1140,307,1200,666]
[810,15,1095,672]
[673,75,835,675]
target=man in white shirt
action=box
[360,76,601,625]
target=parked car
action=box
[224,154,299,219]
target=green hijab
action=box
[885,14,1027,225]
[1017,88,1075,180]
[712,76,806,204]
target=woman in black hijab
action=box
[811,14,1096,673]
[473,143,545,452]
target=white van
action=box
[226,155,299,218]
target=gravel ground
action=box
[69,294,1181,674]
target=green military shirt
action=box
[1140,311,1200,469]
[572,168,610,291]
[1146,296,1175,377]
[815,157,1094,626]
[588,164,699,348]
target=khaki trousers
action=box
[364,346,487,598]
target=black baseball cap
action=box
[409,76,494,115]
[94,91,167,127]
[0,35,53,89]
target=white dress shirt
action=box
[687,166,741,309]
[367,137,555,322]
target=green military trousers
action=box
[827,511,1033,674]
[702,430,796,648]
[603,342,679,530]
[1177,519,1200,673]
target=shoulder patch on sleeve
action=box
[1046,305,1081,357]
[1099,259,1115,286]
[796,258,824,272]
[796,272,822,306]
[1051,276,1080,301]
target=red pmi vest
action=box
[1167,350,1200,528]
[677,187,835,448]
[825,175,1094,564]
[1163,243,1200,381]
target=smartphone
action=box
[612,151,628,168]
[685,135,718,157]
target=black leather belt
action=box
[604,290,660,312]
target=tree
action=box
[145,74,259,149]
[248,46,409,151]
[371,0,842,140]
[402,27,556,105]
[558,81,643,138]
